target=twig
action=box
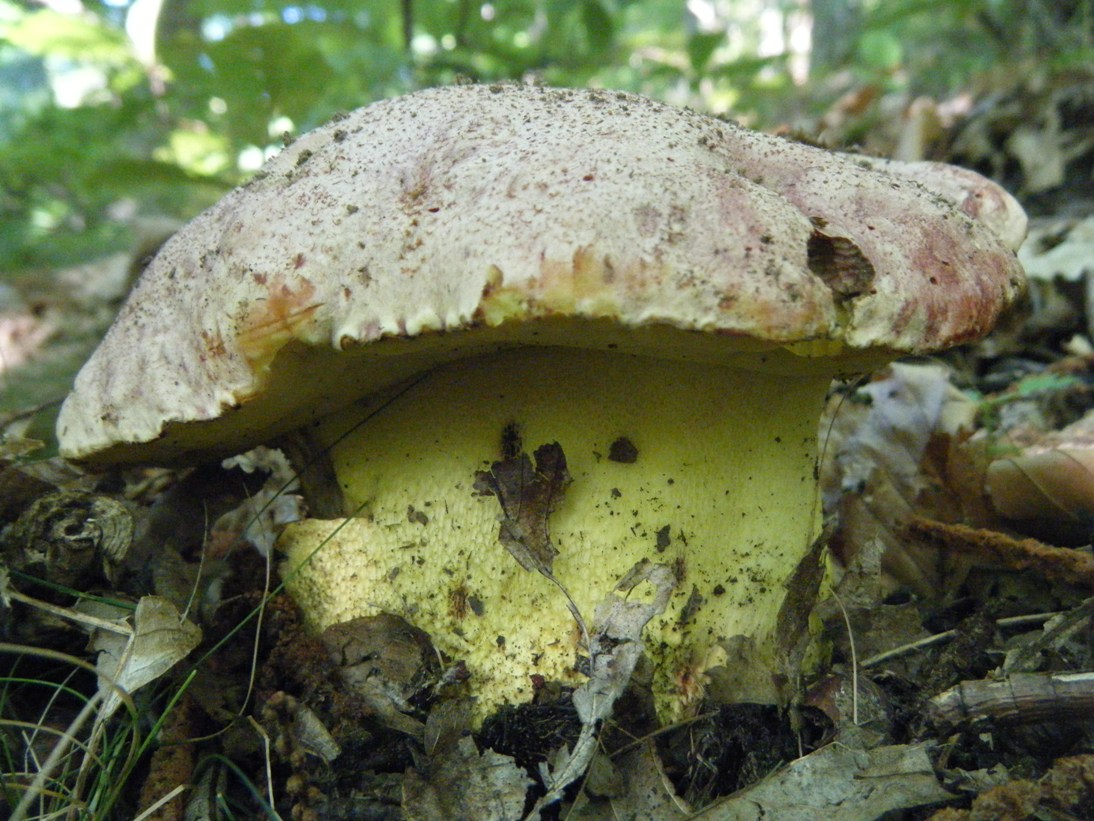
[860,611,1066,669]
[827,585,859,725]
[247,715,277,812]
[927,671,1094,732]
[132,784,187,821]
[906,516,1094,588]
[7,589,133,635]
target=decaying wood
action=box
[927,671,1094,732]
[906,516,1094,588]
[3,490,134,586]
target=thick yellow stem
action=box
[279,347,830,720]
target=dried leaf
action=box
[423,698,473,758]
[583,751,624,799]
[1018,215,1094,284]
[402,736,531,820]
[822,363,979,597]
[974,368,1094,542]
[474,442,571,574]
[567,742,691,820]
[696,740,953,820]
[476,440,675,817]
[92,596,202,721]
[0,310,54,375]
[942,754,1094,820]
[775,521,831,693]
[321,613,437,739]
[573,560,676,724]
[532,561,676,817]
[1002,597,1094,674]
[1005,120,1069,194]
[218,445,304,554]
[987,445,1094,537]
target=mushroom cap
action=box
[57,84,1027,465]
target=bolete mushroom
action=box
[57,85,1027,721]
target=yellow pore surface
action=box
[279,347,830,719]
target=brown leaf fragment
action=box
[93,596,202,722]
[693,739,953,820]
[474,441,571,574]
[822,362,980,598]
[583,751,625,799]
[919,611,999,696]
[608,436,638,464]
[1002,597,1094,674]
[806,670,892,737]
[575,560,676,724]
[422,698,473,758]
[1019,215,1094,285]
[532,560,677,818]
[906,517,1094,589]
[566,742,691,820]
[987,447,1094,537]
[775,521,831,696]
[678,585,704,626]
[402,736,531,820]
[321,613,438,739]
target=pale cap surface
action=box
[57,84,1027,465]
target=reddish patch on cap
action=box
[238,278,320,375]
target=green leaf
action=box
[582,0,615,54]
[687,32,723,71]
[171,22,337,145]
[2,9,133,65]
[857,29,903,70]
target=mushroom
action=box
[57,85,1027,721]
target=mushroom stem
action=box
[279,346,833,720]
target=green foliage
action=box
[3,9,133,64]
[0,0,1089,276]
